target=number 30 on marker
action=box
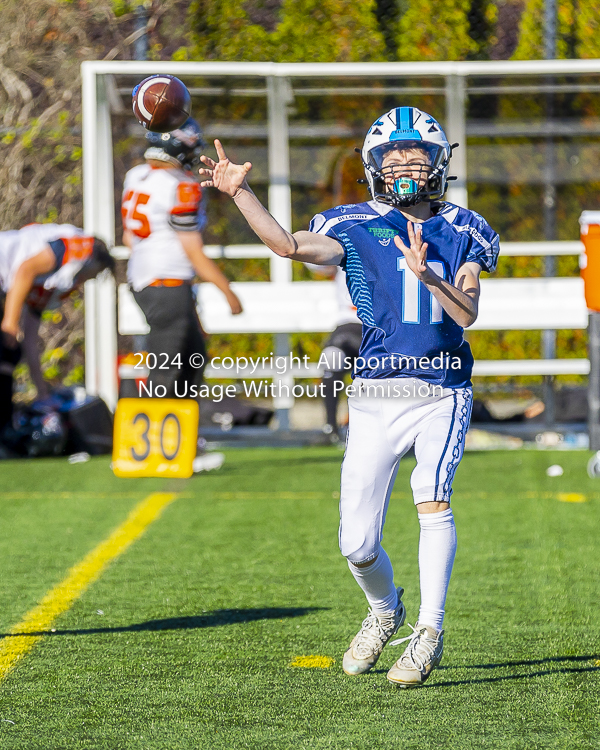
[112,398,199,478]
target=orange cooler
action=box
[580,210,600,312]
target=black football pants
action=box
[322,323,362,429]
[133,284,207,398]
[0,296,21,433]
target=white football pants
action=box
[340,377,472,564]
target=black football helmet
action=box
[144,117,205,170]
[71,238,116,286]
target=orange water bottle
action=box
[580,210,600,312]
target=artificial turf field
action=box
[0,447,598,749]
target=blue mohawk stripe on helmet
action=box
[390,106,421,141]
[397,107,412,130]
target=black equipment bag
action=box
[64,397,113,455]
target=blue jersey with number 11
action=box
[308,201,499,388]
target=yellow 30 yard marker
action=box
[113,399,199,478]
[0,491,178,682]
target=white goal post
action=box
[82,59,600,412]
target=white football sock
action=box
[348,547,398,614]
[417,508,457,632]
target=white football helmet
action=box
[361,107,452,207]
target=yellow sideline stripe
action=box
[0,491,178,682]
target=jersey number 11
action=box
[397,258,445,325]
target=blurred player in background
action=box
[122,118,242,402]
[305,263,360,441]
[200,106,499,688]
[0,224,114,432]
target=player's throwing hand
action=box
[199,140,252,198]
[394,222,432,281]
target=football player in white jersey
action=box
[199,107,499,688]
[122,118,242,400]
[0,225,114,432]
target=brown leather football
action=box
[132,75,191,133]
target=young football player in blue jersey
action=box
[199,107,499,688]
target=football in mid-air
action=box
[132,75,191,133]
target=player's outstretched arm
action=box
[199,140,343,266]
[395,223,481,328]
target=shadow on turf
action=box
[417,654,600,688]
[371,654,600,687]
[1,607,326,638]
[438,654,600,671]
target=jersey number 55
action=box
[122,190,151,239]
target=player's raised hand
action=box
[198,139,252,198]
[394,222,432,281]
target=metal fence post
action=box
[444,74,468,209]
[267,76,294,429]
[542,0,558,428]
[267,76,293,281]
[543,136,557,428]
[133,3,149,62]
[544,0,557,60]
[588,312,600,450]
[82,67,118,410]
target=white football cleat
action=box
[192,452,225,473]
[587,451,600,478]
[387,622,444,687]
[342,587,406,676]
